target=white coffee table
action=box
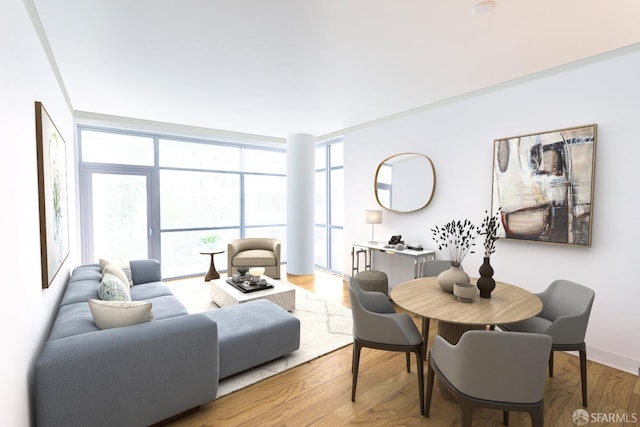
[210,275,296,311]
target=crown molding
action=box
[23,0,73,113]
[319,42,640,141]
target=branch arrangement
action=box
[478,208,502,257]
[431,208,503,265]
[430,219,477,267]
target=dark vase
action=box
[477,257,495,298]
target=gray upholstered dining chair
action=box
[500,279,595,407]
[419,260,455,352]
[426,330,552,427]
[348,277,425,415]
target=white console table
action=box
[351,242,435,279]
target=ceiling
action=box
[33,0,640,139]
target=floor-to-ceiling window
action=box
[79,126,286,279]
[315,138,343,274]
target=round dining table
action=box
[391,276,542,401]
[390,276,542,346]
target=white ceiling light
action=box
[472,1,496,15]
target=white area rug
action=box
[166,277,353,397]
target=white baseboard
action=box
[586,346,640,376]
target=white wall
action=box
[1,1,76,425]
[344,46,640,375]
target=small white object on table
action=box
[249,267,265,278]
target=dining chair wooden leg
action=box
[425,357,435,417]
[351,340,358,373]
[580,348,588,407]
[422,317,430,358]
[406,352,411,372]
[503,410,509,425]
[351,341,362,402]
[551,343,588,407]
[530,405,544,427]
[460,401,474,427]
[415,348,425,415]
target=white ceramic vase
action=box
[437,265,470,293]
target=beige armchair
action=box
[227,238,281,279]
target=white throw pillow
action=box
[99,257,133,286]
[102,263,131,288]
[88,299,153,330]
[98,273,131,301]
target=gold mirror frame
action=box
[374,152,436,213]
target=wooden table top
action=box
[390,277,542,325]
[200,250,225,255]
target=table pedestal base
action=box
[438,322,486,345]
[436,321,486,401]
[201,251,224,281]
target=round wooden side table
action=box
[200,250,224,281]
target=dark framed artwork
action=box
[491,124,597,246]
[35,102,70,288]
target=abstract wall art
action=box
[35,101,70,288]
[491,124,597,246]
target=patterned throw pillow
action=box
[88,299,153,330]
[98,273,131,301]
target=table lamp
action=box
[365,209,383,244]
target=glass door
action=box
[82,169,154,263]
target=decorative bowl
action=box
[249,267,265,278]
[453,282,479,302]
[237,267,250,276]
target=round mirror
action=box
[374,153,436,213]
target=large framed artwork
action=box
[35,102,70,288]
[491,124,597,246]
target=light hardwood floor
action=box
[166,269,639,427]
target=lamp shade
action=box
[365,210,383,225]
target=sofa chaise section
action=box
[208,299,301,379]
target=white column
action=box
[286,134,316,275]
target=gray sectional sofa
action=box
[35,259,300,427]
